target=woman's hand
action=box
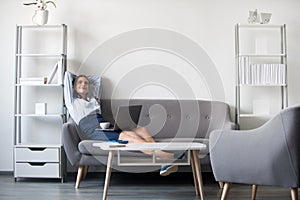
[95,97,102,105]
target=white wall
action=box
[1,0,300,171]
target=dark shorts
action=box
[78,110,121,141]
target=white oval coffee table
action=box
[93,142,206,200]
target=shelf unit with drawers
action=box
[14,24,67,181]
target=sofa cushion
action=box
[101,99,234,140]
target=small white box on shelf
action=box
[35,103,47,115]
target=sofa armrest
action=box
[62,121,82,166]
[222,121,237,130]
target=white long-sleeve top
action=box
[64,72,101,124]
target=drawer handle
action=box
[28,162,46,166]
[28,147,46,151]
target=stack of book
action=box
[239,57,286,85]
[19,77,47,85]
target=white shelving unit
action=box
[14,24,67,181]
[235,23,288,129]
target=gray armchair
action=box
[209,105,300,200]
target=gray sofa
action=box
[62,99,235,188]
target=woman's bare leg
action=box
[118,130,146,142]
[118,130,151,155]
[118,130,173,159]
[132,127,155,142]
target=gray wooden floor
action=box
[0,172,296,200]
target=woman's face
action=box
[75,76,90,98]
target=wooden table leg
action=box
[252,184,258,200]
[190,151,200,196]
[102,150,114,200]
[191,150,205,200]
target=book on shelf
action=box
[47,59,63,84]
[47,62,58,84]
[19,77,47,85]
[57,58,63,84]
[238,56,250,84]
[239,57,286,85]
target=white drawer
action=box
[15,147,59,162]
[15,162,60,178]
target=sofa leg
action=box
[252,185,257,200]
[291,188,298,200]
[219,182,224,189]
[83,166,89,180]
[221,182,231,200]
[75,166,85,189]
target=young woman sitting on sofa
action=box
[64,72,183,176]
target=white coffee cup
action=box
[100,122,110,129]
[32,10,49,26]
